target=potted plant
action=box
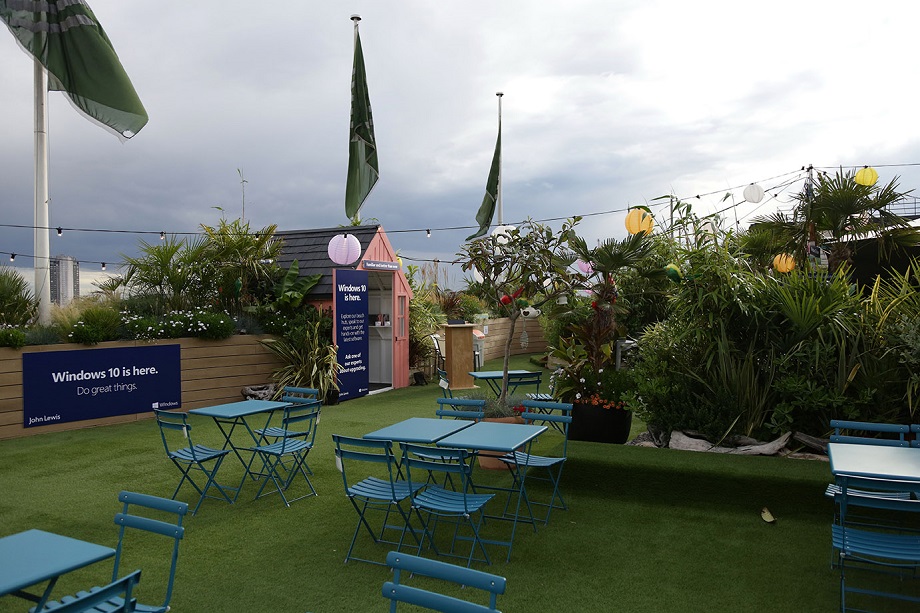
[546,232,660,443]
[550,341,633,443]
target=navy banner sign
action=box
[334,268,369,401]
[22,344,181,427]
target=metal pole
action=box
[496,91,503,226]
[34,58,51,324]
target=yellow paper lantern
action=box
[773,253,795,273]
[854,166,878,186]
[625,208,654,235]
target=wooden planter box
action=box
[0,335,281,441]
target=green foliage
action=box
[24,325,60,346]
[749,169,919,274]
[200,216,282,317]
[270,260,322,315]
[122,309,236,341]
[405,265,445,369]
[460,218,580,403]
[260,320,341,404]
[0,266,36,326]
[462,388,527,418]
[121,235,213,315]
[0,326,26,349]
[65,306,124,345]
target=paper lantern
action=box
[773,253,795,273]
[577,260,593,274]
[327,233,361,266]
[664,263,683,283]
[743,183,764,203]
[625,208,654,235]
[491,224,516,245]
[854,166,878,186]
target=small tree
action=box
[458,218,579,405]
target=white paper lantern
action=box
[327,233,361,266]
[743,183,764,204]
[491,224,516,245]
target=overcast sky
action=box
[2,0,920,293]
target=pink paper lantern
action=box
[328,233,361,266]
[577,260,593,274]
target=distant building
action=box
[50,255,80,305]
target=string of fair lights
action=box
[0,163,915,270]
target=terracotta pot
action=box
[569,403,632,444]
[477,416,525,469]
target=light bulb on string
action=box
[9,253,15,262]
[426,229,431,238]
[56,227,62,236]
[160,231,165,240]
[101,262,106,271]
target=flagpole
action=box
[351,13,361,225]
[34,58,51,325]
[496,91,503,226]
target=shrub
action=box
[0,327,26,349]
[66,306,123,345]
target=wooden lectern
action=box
[444,324,477,389]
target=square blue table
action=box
[437,421,547,562]
[189,399,290,480]
[364,417,475,444]
[0,529,115,610]
[467,370,534,397]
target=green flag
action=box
[466,123,501,241]
[0,0,147,139]
[345,30,378,219]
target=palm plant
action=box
[749,169,919,274]
[260,321,341,404]
[0,266,36,326]
[121,235,213,314]
[200,217,281,316]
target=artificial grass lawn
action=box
[0,354,853,612]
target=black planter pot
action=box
[569,403,633,444]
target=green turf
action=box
[0,354,878,611]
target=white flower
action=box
[579,378,585,383]
[575,393,582,399]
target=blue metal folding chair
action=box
[35,569,141,613]
[154,409,233,515]
[400,442,494,567]
[70,491,188,613]
[498,400,573,524]
[248,403,320,506]
[382,551,506,613]
[832,477,920,612]
[332,434,424,565]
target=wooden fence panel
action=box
[0,336,280,441]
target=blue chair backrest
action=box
[154,410,204,460]
[400,443,475,504]
[277,405,320,452]
[49,569,141,613]
[281,386,320,405]
[331,434,401,496]
[508,372,542,394]
[436,397,485,421]
[383,551,505,612]
[521,400,573,455]
[112,491,187,610]
[830,420,908,443]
